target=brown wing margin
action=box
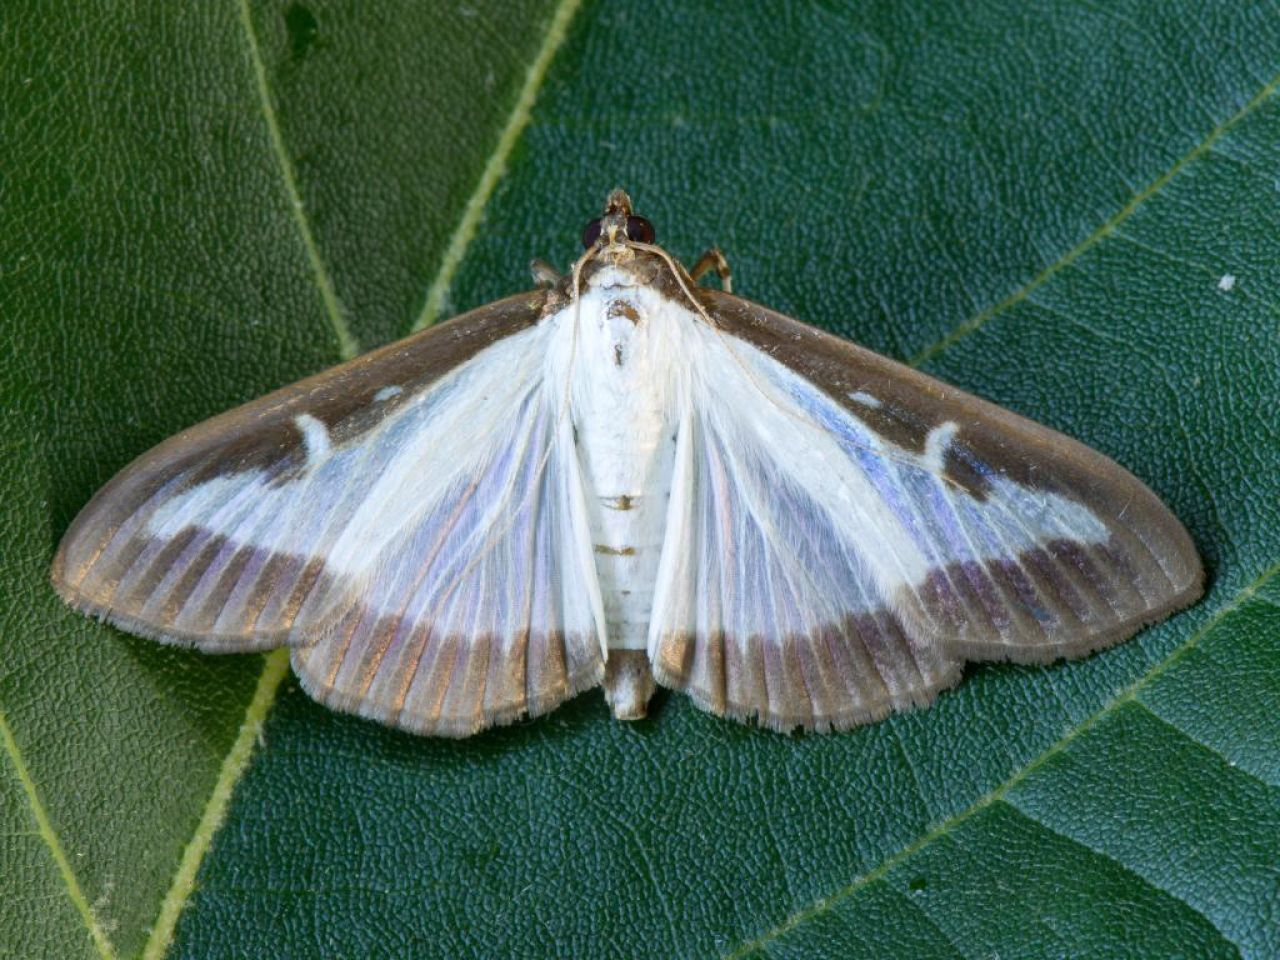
[50,289,612,737]
[50,290,547,649]
[705,288,1204,656]
[649,289,1203,733]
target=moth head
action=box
[581,188,656,250]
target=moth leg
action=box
[689,247,732,293]
[530,258,562,288]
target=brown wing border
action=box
[681,287,1205,691]
[700,286,1204,632]
[51,290,548,632]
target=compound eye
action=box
[581,218,603,249]
[626,215,655,244]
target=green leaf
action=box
[4,1,1278,958]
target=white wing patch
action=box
[146,328,584,585]
[294,413,332,466]
[95,321,606,735]
[731,330,1108,575]
[647,315,1115,730]
[677,321,1107,605]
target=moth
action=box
[52,190,1204,737]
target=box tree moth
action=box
[52,190,1203,737]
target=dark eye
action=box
[581,218,603,248]
[626,216,655,244]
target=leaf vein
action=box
[141,649,291,960]
[1005,797,1245,958]
[410,0,585,334]
[906,68,1280,368]
[134,2,376,946]
[718,561,1280,960]
[0,707,117,960]
[883,876,974,960]
[1129,698,1279,793]
[549,769,683,955]
[235,0,358,360]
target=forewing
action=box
[53,292,607,736]
[647,291,1202,732]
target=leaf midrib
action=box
[140,650,290,960]
[126,3,360,952]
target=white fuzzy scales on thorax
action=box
[545,272,692,649]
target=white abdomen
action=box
[567,282,683,650]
